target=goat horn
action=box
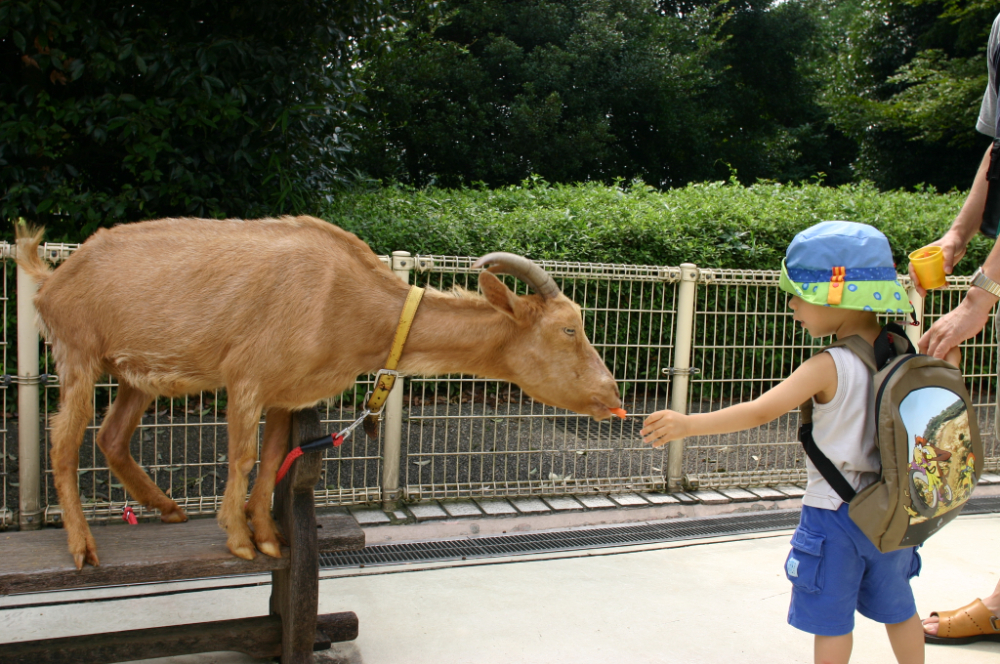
[472,252,561,299]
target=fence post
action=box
[667,263,698,493]
[904,283,924,350]
[381,251,413,511]
[16,253,42,530]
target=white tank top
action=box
[803,347,881,510]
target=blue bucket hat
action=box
[779,221,912,314]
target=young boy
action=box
[642,221,938,664]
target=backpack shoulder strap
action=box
[832,336,878,373]
[831,323,914,373]
[797,324,913,504]
[798,366,858,504]
[797,341,859,502]
[797,336,869,503]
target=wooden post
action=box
[271,409,324,664]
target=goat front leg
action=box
[244,407,290,558]
[50,364,100,569]
[97,382,187,523]
[218,397,264,560]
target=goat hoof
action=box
[160,507,188,523]
[72,547,100,570]
[228,541,256,560]
[258,540,282,559]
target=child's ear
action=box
[479,271,521,320]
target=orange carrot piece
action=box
[610,407,628,419]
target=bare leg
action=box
[97,383,187,522]
[814,633,852,664]
[50,364,100,569]
[218,395,263,560]
[244,407,290,558]
[923,580,1000,635]
[886,613,924,663]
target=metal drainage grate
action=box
[321,509,799,569]
[320,494,1000,570]
[961,494,1000,515]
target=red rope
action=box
[275,447,305,484]
[274,433,346,484]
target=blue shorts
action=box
[784,504,921,636]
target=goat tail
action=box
[14,221,52,286]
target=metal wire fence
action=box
[2,246,998,526]
[401,257,676,500]
[0,261,10,527]
[683,269,822,489]
[39,380,386,524]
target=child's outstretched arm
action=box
[642,352,838,448]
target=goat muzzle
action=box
[473,252,560,299]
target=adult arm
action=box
[909,145,990,296]
[915,145,1000,359]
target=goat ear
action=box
[479,271,520,319]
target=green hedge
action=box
[325,178,989,274]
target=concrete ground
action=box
[1,511,998,663]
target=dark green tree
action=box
[351,0,728,188]
[823,0,1000,191]
[352,0,851,188]
[702,0,857,184]
[1,0,392,240]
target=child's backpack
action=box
[799,322,984,552]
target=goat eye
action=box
[563,327,576,336]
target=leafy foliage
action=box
[349,0,858,189]
[326,177,989,273]
[822,0,1000,190]
[0,0,390,240]
[700,0,858,185]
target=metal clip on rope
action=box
[275,408,371,484]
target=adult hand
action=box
[918,290,993,359]
[907,229,969,297]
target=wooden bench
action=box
[0,409,364,664]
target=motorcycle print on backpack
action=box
[799,323,984,553]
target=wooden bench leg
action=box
[271,409,358,664]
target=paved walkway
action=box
[1,510,998,663]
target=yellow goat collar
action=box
[363,285,425,438]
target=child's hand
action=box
[641,409,689,448]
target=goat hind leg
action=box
[50,366,100,569]
[97,383,187,523]
[218,399,263,560]
[244,407,290,558]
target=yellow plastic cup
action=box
[908,246,947,290]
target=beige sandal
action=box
[924,599,1000,645]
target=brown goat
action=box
[15,216,621,569]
